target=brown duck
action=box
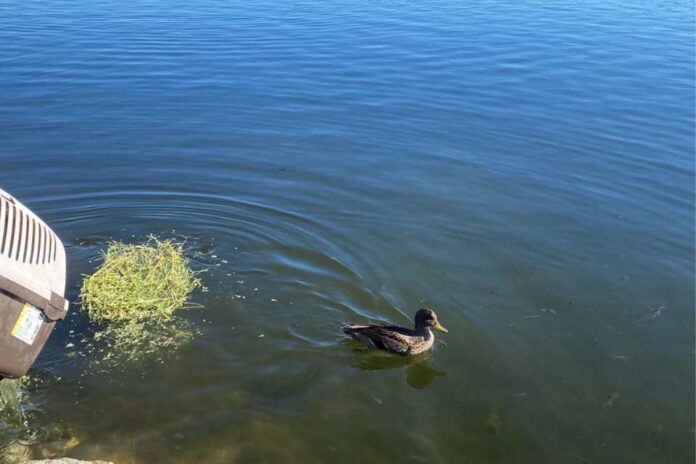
[342,308,448,356]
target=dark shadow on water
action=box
[347,343,446,390]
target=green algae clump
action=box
[80,237,201,323]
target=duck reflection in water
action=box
[348,349,446,390]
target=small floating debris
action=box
[603,392,620,407]
[73,237,102,247]
[636,305,666,323]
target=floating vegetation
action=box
[77,237,205,368]
[80,237,202,323]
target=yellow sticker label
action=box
[11,303,44,345]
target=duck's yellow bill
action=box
[434,322,448,333]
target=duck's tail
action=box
[342,323,368,335]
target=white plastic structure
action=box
[0,188,68,312]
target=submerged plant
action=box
[92,318,201,366]
[80,237,202,323]
[0,378,25,426]
[0,378,30,463]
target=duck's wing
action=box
[342,324,415,355]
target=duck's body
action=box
[342,308,447,356]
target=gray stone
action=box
[27,459,114,464]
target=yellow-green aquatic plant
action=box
[0,378,24,425]
[80,237,201,322]
[94,318,200,365]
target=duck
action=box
[342,308,448,356]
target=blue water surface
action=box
[0,0,694,463]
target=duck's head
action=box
[414,308,448,333]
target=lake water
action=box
[0,0,694,462]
